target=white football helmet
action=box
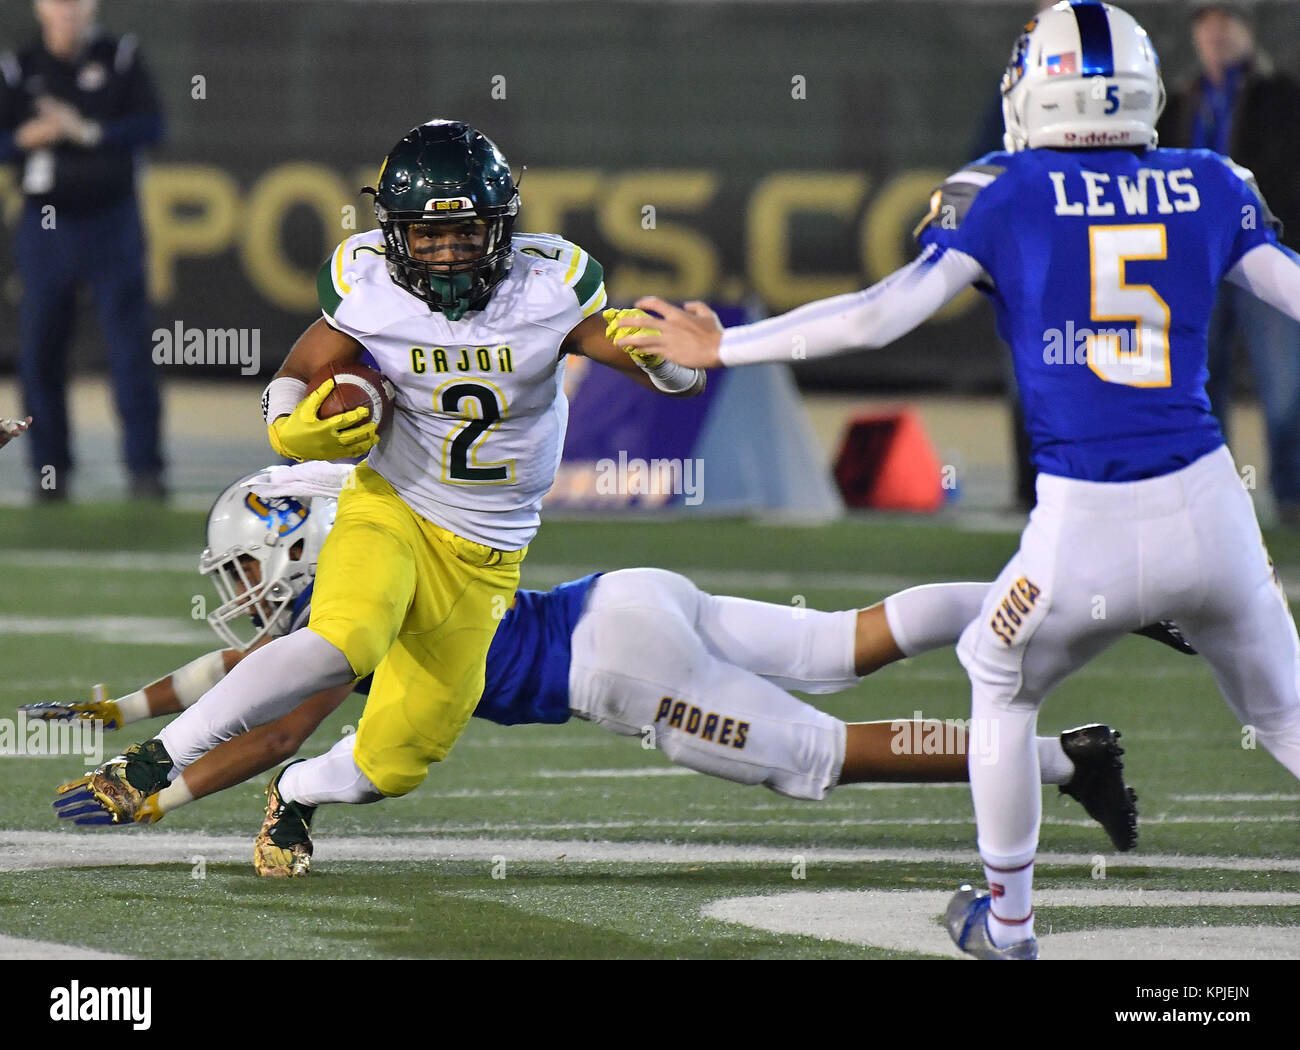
[200,471,337,650]
[1001,2,1165,152]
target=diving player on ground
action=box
[613,2,1300,959]
[40,464,1146,865]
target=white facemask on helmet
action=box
[1002,1,1166,153]
[199,471,337,650]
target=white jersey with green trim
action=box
[317,230,607,549]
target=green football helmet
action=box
[365,120,520,320]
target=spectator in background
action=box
[0,0,164,502]
[1159,1,1300,523]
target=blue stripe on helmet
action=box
[1072,2,1114,77]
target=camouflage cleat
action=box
[254,761,316,877]
[1059,723,1138,852]
[945,884,1038,960]
[53,738,174,826]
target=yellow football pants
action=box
[308,463,525,796]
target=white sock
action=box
[968,691,1041,946]
[280,733,384,807]
[983,860,1036,947]
[155,776,194,814]
[883,582,990,657]
[1036,736,1074,786]
[158,629,354,771]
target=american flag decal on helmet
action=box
[1046,52,1077,76]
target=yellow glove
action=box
[604,308,664,369]
[267,378,378,462]
[135,793,166,825]
[19,684,124,731]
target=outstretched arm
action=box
[1225,243,1300,323]
[614,245,986,369]
[564,312,707,397]
[22,649,244,730]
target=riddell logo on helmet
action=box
[1063,130,1139,145]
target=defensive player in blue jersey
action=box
[38,464,1154,870]
[614,2,1300,960]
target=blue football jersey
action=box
[918,147,1282,481]
[476,573,601,725]
[292,573,601,722]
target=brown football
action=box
[310,362,395,435]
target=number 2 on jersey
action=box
[438,380,514,484]
[1087,224,1171,388]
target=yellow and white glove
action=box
[604,308,665,368]
[20,684,124,731]
[603,308,706,397]
[267,379,378,462]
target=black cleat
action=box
[1133,620,1197,656]
[1059,723,1138,852]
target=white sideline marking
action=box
[3,830,1300,873]
[0,616,212,646]
[1172,793,1300,802]
[0,550,195,572]
[702,889,1300,960]
[0,550,920,595]
[439,815,1300,830]
[13,549,1298,604]
[534,767,695,778]
[0,934,131,960]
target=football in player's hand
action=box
[310,362,395,435]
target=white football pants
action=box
[958,444,1300,869]
[568,568,858,800]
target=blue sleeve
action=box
[1216,156,1284,272]
[915,160,1010,278]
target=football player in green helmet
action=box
[364,121,519,322]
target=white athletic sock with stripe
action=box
[983,859,1036,948]
[968,691,1041,948]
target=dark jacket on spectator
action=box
[1159,55,1300,250]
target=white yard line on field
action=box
[0,550,925,595]
[3,830,1299,873]
[9,549,1300,599]
[0,934,130,960]
[3,831,1296,960]
[0,616,212,646]
[1172,794,1300,802]
[703,889,1300,960]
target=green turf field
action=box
[0,506,1297,959]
